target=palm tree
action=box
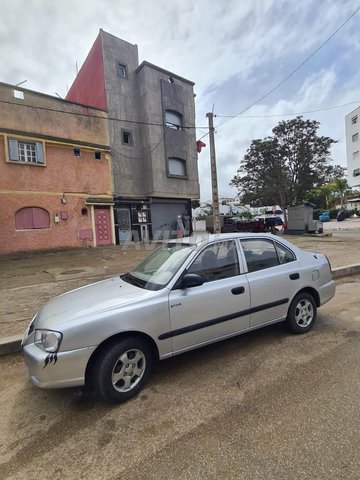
[333,178,349,209]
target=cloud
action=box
[1,0,359,201]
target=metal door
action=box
[118,208,132,242]
[240,238,299,327]
[168,240,250,354]
[95,208,112,245]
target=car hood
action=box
[35,276,156,330]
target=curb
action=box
[331,263,360,279]
[0,334,22,356]
[1,264,360,357]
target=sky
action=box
[1,0,360,201]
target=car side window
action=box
[187,240,240,282]
[274,242,296,264]
[241,239,279,273]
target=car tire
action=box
[286,292,317,334]
[92,336,153,404]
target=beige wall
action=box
[0,83,109,146]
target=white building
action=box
[345,106,360,188]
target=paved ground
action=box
[1,229,360,338]
[0,275,359,479]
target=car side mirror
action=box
[181,273,205,289]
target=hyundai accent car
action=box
[22,233,335,403]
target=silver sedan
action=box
[22,233,335,403]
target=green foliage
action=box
[230,116,337,216]
[237,210,254,220]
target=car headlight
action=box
[34,330,62,353]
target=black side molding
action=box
[159,298,289,340]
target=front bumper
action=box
[23,342,97,389]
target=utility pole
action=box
[206,112,221,234]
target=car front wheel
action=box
[92,337,153,404]
[286,292,317,334]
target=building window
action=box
[7,138,45,165]
[168,157,187,177]
[95,151,102,160]
[74,148,81,157]
[352,115,358,125]
[13,90,24,99]
[165,110,182,130]
[15,207,50,230]
[353,151,359,161]
[352,133,359,142]
[117,63,127,78]
[122,130,132,145]
[353,168,360,177]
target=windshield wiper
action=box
[121,272,146,289]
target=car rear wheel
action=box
[286,292,317,334]
[92,337,153,404]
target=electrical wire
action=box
[110,131,167,160]
[0,98,206,160]
[215,99,360,119]
[214,5,360,128]
[0,99,208,130]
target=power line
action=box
[0,98,206,160]
[0,99,208,130]
[110,131,167,160]
[215,5,360,128]
[215,99,360,119]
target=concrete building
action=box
[345,106,360,188]
[66,29,200,241]
[0,82,114,254]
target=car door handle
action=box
[231,286,245,295]
[289,273,300,280]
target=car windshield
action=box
[121,243,196,290]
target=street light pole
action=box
[206,112,221,234]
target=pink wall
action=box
[1,143,111,195]
[0,192,96,254]
[66,34,107,110]
[0,139,112,254]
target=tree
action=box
[333,178,349,208]
[304,166,347,209]
[230,117,337,220]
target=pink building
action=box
[0,82,114,254]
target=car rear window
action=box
[241,239,295,273]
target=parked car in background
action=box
[206,215,266,233]
[22,233,335,404]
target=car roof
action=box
[168,232,296,247]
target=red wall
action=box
[66,34,106,110]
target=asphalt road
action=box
[1,276,360,480]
